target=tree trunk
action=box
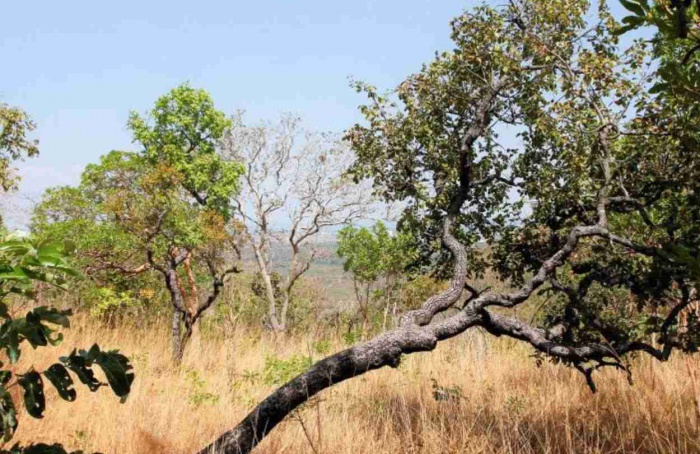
[198,194,475,453]
[164,267,192,363]
[171,310,185,363]
[253,245,284,332]
[195,324,455,454]
[171,309,196,363]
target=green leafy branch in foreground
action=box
[0,236,134,454]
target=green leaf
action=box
[60,351,100,392]
[95,350,134,401]
[620,0,646,16]
[33,307,71,329]
[613,22,642,36]
[9,442,77,454]
[43,364,76,402]
[648,82,670,94]
[0,386,18,442]
[0,268,28,282]
[18,371,45,419]
[4,328,20,364]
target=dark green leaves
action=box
[18,371,45,418]
[0,235,133,448]
[94,350,135,401]
[614,0,649,35]
[59,345,134,399]
[620,0,648,17]
[43,364,76,402]
[60,349,101,392]
[0,386,17,442]
[0,307,73,363]
[662,244,700,282]
[616,0,700,44]
[1,442,93,454]
[5,346,135,425]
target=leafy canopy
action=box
[128,83,243,217]
[337,222,417,284]
[0,104,39,192]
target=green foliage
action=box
[342,330,361,346]
[0,104,39,193]
[32,86,245,351]
[337,222,419,325]
[343,0,700,383]
[184,369,220,407]
[0,236,133,452]
[85,287,139,319]
[346,1,593,274]
[311,340,331,356]
[261,354,314,386]
[128,83,243,217]
[337,222,415,284]
[616,0,699,40]
[397,275,448,312]
[0,236,79,300]
[616,1,700,100]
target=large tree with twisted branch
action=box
[198,1,700,452]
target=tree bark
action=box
[252,244,284,332]
[195,323,463,454]
[197,195,474,453]
[171,310,185,363]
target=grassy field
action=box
[11,317,700,454]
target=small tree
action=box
[336,221,416,330]
[33,85,244,361]
[0,104,39,194]
[0,103,40,228]
[221,114,372,333]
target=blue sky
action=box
[1,1,641,227]
[3,1,459,197]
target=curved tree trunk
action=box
[197,82,508,453]
[196,212,475,454]
[195,324,460,454]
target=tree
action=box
[0,235,133,454]
[616,0,700,98]
[33,85,244,361]
[198,2,700,453]
[336,221,416,330]
[0,104,39,193]
[221,114,372,333]
[616,0,699,49]
[0,103,40,228]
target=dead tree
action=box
[222,114,372,332]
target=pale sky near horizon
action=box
[1,1,641,228]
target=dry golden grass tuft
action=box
[10,319,700,454]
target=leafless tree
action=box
[221,113,373,333]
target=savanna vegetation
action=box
[3,0,700,453]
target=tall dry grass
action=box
[10,318,700,454]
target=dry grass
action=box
[10,319,700,454]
